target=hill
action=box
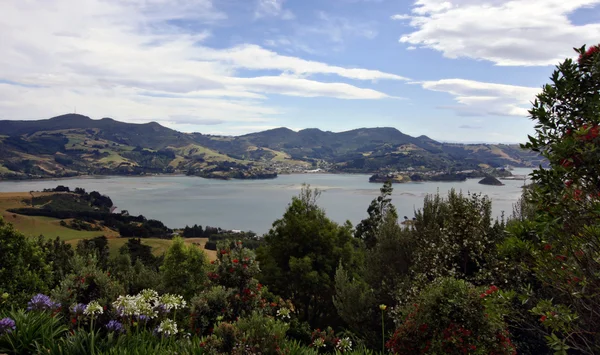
[0,114,545,180]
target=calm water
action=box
[0,169,533,235]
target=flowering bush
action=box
[522,43,600,354]
[200,312,289,355]
[309,326,353,353]
[386,278,515,355]
[52,254,124,316]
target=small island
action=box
[478,176,504,186]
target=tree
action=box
[521,44,600,354]
[354,181,397,248]
[257,185,362,328]
[335,203,413,347]
[160,237,209,299]
[77,236,110,269]
[119,238,158,268]
[0,217,51,308]
[410,190,505,288]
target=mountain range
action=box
[0,114,544,180]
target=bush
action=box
[52,255,125,320]
[160,237,209,299]
[386,277,516,355]
[0,218,52,309]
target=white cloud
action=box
[397,0,600,66]
[0,0,402,128]
[391,14,412,20]
[418,79,541,116]
[254,0,295,20]
[202,44,408,81]
[229,75,392,99]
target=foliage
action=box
[410,190,505,288]
[0,308,68,354]
[77,236,110,269]
[160,237,209,299]
[0,217,52,309]
[108,255,160,295]
[257,185,363,328]
[386,277,516,355]
[52,254,125,315]
[354,181,396,248]
[519,44,600,354]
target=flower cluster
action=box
[156,319,178,337]
[159,294,186,312]
[84,300,104,316]
[0,317,16,335]
[276,307,291,319]
[106,320,124,333]
[310,327,350,352]
[578,44,599,64]
[480,285,499,299]
[70,303,87,315]
[336,337,353,352]
[112,289,187,325]
[27,294,60,312]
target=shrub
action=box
[386,277,516,355]
[160,237,209,299]
[0,218,52,309]
[52,255,125,320]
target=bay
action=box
[0,168,533,235]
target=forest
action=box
[0,45,599,354]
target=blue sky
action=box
[0,0,599,143]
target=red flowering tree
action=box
[522,44,600,354]
[386,277,515,355]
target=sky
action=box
[0,0,599,143]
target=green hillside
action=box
[0,114,544,180]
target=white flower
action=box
[156,319,178,337]
[159,294,186,311]
[84,301,103,316]
[312,338,325,348]
[138,289,159,303]
[112,293,158,319]
[336,337,352,352]
[113,295,139,317]
[276,307,291,319]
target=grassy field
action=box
[0,192,216,261]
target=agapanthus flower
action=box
[159,294,186,312]
[27,294,59,312]
[156,319,178,337]
[138,289,159,303]
[276,307,291,319]
[84,301,104,316]
[336,337,353,352]
[70,303,87,315]
[0,317,16,335]
[106,320,124,333]
[312,337,325,348]
[112,293,157,319]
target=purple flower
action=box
[70,303,87,315]
[106,320,124,333]
[27,294,59,312]
[0,317,16,335]
[137,314,150,322]
[156,304,169,315]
